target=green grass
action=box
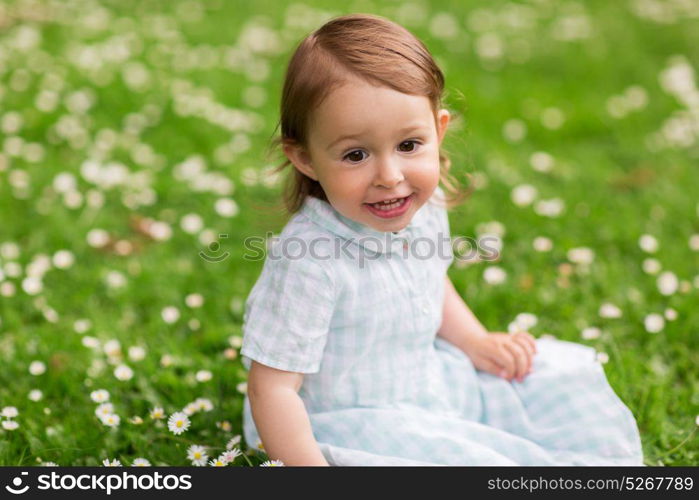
[0,0,697,465]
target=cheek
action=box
[319,169,367,201]
[407,156,441,185]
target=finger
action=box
[512,332,535,356]
[512,332,537,368]
[518,331,538,353]
[512,335,535,373]
[514,338,534,376]
[492,343,517,380]
[475,357,508,378]
[503,340,528,381]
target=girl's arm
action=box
[436,275,489,351]
[436,275,537,382]
[247,361,330,466]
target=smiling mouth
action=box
[363,194,413,218]
[366,196,409,210]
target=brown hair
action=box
[265,13,469,214]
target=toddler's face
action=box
[284,75,449,233]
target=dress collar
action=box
[299,193,433,255]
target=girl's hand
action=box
[463,332,537,382]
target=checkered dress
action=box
[240,188,644,465]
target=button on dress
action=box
[240,188,644,465]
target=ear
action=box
[436,109,450,146]
[282,141,318,181]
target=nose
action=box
[373,155,405,188]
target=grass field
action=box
[0,0,697,466]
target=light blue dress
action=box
[240,187,644,466]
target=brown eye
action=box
[344,150,366,163]
[398,140,418,152]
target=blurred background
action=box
[0,0,697,465]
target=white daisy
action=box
[221,449,241,463]
[1,406,18,418]
[185,293,204,308]
[260,459,284,466]
[226,435,242,450]
[483,266,507,285]
[598,302,622,319]
[167,412,190,435]
[581,327,602,340]
[532,236,553,252]
[209,457,227,467]
[95,403,114,418]
[510,184,537,207]
[28,389,43,401]
[131,458,150,466]
[183,402,198,416]
[149,407,165,420]
[657,271,679,296]
[534,198,565,217]
[195,398,213,412]
[100,413,120,427]
[689,234,699,251]
[187,445,208,467]
[638,234,659,253]
[114,364,134,381]
[567,247,595,265]
[642,258,661,275]
[161,306,180,324]
[128,346,146,362]
[90,389,110,403]
[215,198,239,218]
[102,458,122,467]
[29,360,46,375]
[228,336,243,349]
[644,313,665,333]
[2,421,19,430]
[195,370,212,382]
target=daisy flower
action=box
[28,389,43,402]
[260,460,284,466]
[183,402,198,416]
[41,462,59,466]
[187,445,208,467]
[100,413,120,427]
[131,458,151,466]
[209,456,227,467]
[114,364,134,381]
[167,412,190,435]
[90,389,110,403]
[221,449,241,463]
[95,403,114,418]
[2,420,19,430]
[149,407,165,420]
[195,398,213,412]
[1,406,18,418]
[29,360,47,376]
[226,435,242,450]
[102,458,122,467]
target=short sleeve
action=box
[240,252,335,374]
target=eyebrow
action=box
[327,124,430,150]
